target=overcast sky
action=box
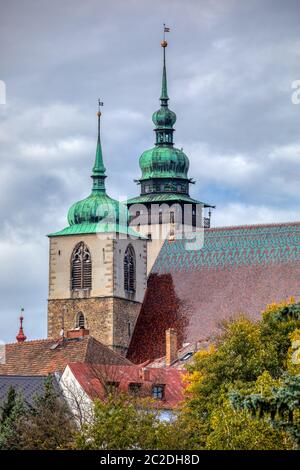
[1,0,300,342]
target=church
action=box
[46,36,215,359]
[2,36,300,374]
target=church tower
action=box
[126,33,214,272]
[47,103,147,355]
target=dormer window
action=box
[105,382,119,395]
[129,383,142,396]
[152,384,165,400]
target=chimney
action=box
[139,367,150,381]
[166,328,177,366]
[16,308,27,343]
[66,328,89,339]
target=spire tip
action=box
[16,308,27,343]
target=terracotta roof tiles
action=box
[66,362,184,409]
[0,336,131,376]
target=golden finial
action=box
[97,111,101,117]
[161,40,168,48]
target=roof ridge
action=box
[207,220,300,232]
[4,338,57,346]
[0,374,48,378]
[5,336,94,347]
[68,361,178,372]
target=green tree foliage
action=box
[230,374,300,449]
[76,394,192,450]
[0,377,75,450]
[260,303,300,375]
[16,376,76,450]
[182,301,300,449]
[0,387,25,450]
[206,400,289,450]
[77,394,157,450]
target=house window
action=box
[124,245,136,295]
[105,382,119,394]
[152,384,165,400]
[76,312,85,329]
[71,242,92,290]
[129,383,142,397]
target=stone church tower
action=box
[126,38,214,272]
[47,105,147,355]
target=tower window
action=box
[124,245,136,296]
[76,312,85,329]
[71,242,92,290]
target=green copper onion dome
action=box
[67,105,127,226]
[152,107,176,129]
[139,40,190,183]
[139,146,189,180]
[67,192,124,225]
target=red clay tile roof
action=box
[67,362,185,409]
[127,222,300,363]
[0,336,131,376]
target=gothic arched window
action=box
[124,245,136,296]
[76,312,85,329]
[71,242,92,290]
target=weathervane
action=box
[97,99,104,137]
[98,98,104,114]
[162,23,170,47]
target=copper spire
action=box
[16,308,27,343]
[92,99,106,193]
[160,24,170,103]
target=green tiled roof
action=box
[152,222,300,272]
[48,223,144,238]
[126,193,212,207]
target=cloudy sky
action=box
[1,0,300,342]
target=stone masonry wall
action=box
[48,296,141,355]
